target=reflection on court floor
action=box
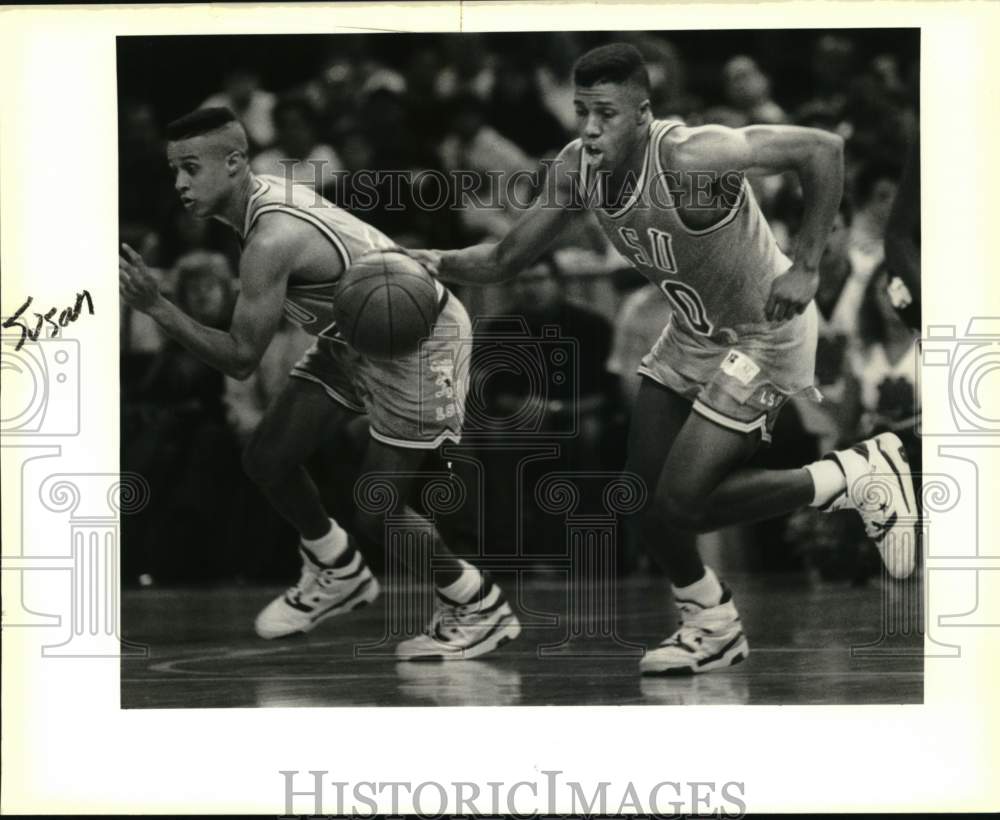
[122,574,922,708]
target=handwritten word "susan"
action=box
[3,291,95,351]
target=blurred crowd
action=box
[120,31,919,586]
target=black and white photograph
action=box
[117,28,923,707]
[3,2,998,815]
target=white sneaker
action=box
[254,544,380,639]
[640,584,749,676]
[396,576,521,661]
[822,432,918,579]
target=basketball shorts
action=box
[637,302,821,443]
[290,290,471,449]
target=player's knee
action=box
[645,491,705,534]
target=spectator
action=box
[796,34,857,130]
[470,258,615,556]
[123,252,240,584]
[439,93,536,240]
[435,34,496,101]
[794,262,920,585]
[620,32,694,120]
[487,53,568,158]
[119,100,175,246]
[251,95,343,194]
[849,263,920,467]
[721,55,787,125]
[203,68,276,150]
[405,47,452,152]
[308,56,360,135]
[849,158,901,281]
[535,33,582,134]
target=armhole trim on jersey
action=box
[649,120,678,209]
[679,178,747,237]
[573,138,586,189]
[242,177,270,238]
[606,122,655,220]
[249,204,352,272]
[651,119,680,179]
[652,121,748,238]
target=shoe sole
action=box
[870,432,918,579]
[397,612,522,662]
[255,575,381,640]
[640,635,750,676]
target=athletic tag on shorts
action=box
[720,350,761,386]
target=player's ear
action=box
[225,150,247,176]
[637,98,652,124]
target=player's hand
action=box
[119,243,163,313]
[397,247,442,278]
[765,261,819,322]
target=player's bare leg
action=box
[242,377,357,540]
[624,378,702,586]
[653,412,917,577]
[353,438,520,660]
[640,409,916,675]
[247,377,381,638]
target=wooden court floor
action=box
[122,573,923,708]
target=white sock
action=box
[673,566,723,608]
[437,559,483,605]
[805,459,848,507]
[301,518,349,564]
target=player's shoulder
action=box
[657,121,741,170]
[243,210,306,261]
[655,120,703,155]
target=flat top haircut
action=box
[166,106,248,155]
[573,43,651,95]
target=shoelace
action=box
[660,603,710,649]
[425,602,481,641]
[285,563,321,604]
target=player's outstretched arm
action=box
[669,124,844,322]
[120,228,291,380]
[434,146,580,286]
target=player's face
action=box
[166,138,235,218]
[573,82,647,170]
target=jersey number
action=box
[659,279,713,336]
[617,226,713,336]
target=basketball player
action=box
[119,107,520,660]
[416,44,917,675]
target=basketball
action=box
[333,250,440,358]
